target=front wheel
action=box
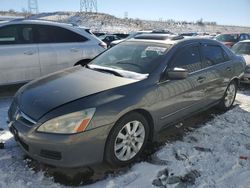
[105,112,150,166]
[219,81,237,110]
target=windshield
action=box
[98,35,107,40]
[216,34,239,42]
[232,42,250,55]
[89,42,170,76]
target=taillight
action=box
[99,42,107,49]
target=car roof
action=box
[127,33,220,46]
[219,33,249,35]
[1,19,88,29]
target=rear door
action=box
[200,43,232,103]
[155,43,210,129]
[0,24,40,85]
[35,25,85,76]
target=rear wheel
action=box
[105,112,150,166]
[218,81,237,110]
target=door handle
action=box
[197,76,206,83]
[24,50,35,55]
[226,67,232,71]
[70,48,80,52]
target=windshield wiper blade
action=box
[89,67,124,77]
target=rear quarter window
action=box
[54,27,88,43]
[36,25,88,43]
[201,45,227,67]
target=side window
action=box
[19,25,34,44]
[36,25,55,43]
[54,27,88,43]
[0,25,34,45]
[36,25,88,43]
[0,25,19,45]
[201,45,226,67]
[170,45,202,72]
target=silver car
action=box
[232,40,250,83]
[0,19,106,86]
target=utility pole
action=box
[80,0,98,13]
[124,11,128,19]
[28,0,39,14]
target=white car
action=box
[110,31,153,47]
[0,19,106,86]
[232,40,250,83]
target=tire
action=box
[218,80,237,110]
[105,112,150,166]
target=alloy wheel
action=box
[114,121,145,161]
[224,83,236,108]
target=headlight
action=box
[37,108,96,134]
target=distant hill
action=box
[1,11,250,34]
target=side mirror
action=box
[167,67,188,80]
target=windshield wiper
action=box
[87,65,123,77]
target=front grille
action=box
[40,150,62,160]
[9,100,36,127]
[18,113,36,126]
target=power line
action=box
[28,0,39,14]
[80,0,98,13]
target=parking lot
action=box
[1,1,250,187]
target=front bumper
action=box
[241,73,250,83]
[9,120,114,168]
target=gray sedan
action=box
[8,34,245,168]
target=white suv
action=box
[0,19,106,86]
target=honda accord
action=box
[8,34,245,168]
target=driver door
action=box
[154,43,210,130]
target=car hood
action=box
[17,66,138,120]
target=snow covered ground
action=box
[1,11,250,34]
[0,89,250,188]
